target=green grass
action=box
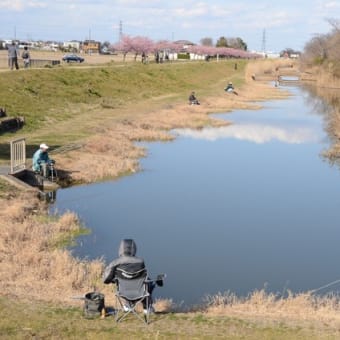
[0,297,332,340]
[0,60,246,162]
[3,59,330,339]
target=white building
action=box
[63,41,80,51]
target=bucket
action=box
[83,292,105,318]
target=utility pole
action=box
[261,28,266,53]
[119,20,123,42]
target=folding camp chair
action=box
[114,268,152,324]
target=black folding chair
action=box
[114,268,152,324]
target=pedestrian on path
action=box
[8,42,19,70]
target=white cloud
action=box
[0,0,25,10]
[27,1,46,8]
[173,124,321,144]
[0,0,46,10]
[1,0,338,51]
[173,5,208,18]
[323,1,340,9]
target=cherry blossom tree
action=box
[114,35,133,61]
[113,34,260,62]
[130,36,154,61]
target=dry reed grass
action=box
[0,184,176,313]
[54,73,289,184]
[0,192,105,305]
[204,289,340,329]
[0,60,298,320]
[301,65,340,162]
[245,58,298,82]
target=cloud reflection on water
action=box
[173,123,322,144]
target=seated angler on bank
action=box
[32,143,56,178]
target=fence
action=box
[10,138,26,174]
[0,56,60,68]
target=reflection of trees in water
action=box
[301,84,331,115]
[302,84,340,167]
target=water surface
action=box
[51,85,340,306]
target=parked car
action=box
[62,54,84,63]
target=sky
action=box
[1,0,339,52]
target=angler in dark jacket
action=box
[103,239,146,283]
[103,239,155,312]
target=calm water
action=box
[51,85,340,306]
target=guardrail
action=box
[0,57,60,68]
[29,59,61,67]
[10,138,26,174]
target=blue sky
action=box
[1,0,339,52]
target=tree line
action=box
[302,18,340,77]
[113,35,258,62]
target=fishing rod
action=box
[310,277,340,294]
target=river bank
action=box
[304,66,340,163]
[53,78,288,185]
[1,60,290,305]
[3,58,340,338]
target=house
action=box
[63,40,81,52]
[82,40,101,54]
[174,40,195,51]
[1,39,13,48]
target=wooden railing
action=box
[10,138,26,174]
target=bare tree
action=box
[302,18,340,67]
[200,37,213,47]
[303,34,329,64]
[326,18,340,32]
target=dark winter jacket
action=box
[102,239,145,284]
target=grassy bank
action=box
[4,58,334,338]
[2,59,287,184]
[0,60,245,160]
[2,293,340,339]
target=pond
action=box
[50,84,340,307]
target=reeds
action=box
[203,289,340,327]
[0,191,104,304]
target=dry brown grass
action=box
[0,192,104,305]
[301,64,340,89]
[204,289,340,330]
[245,58,298,82]
[0,59,291,317]
[0,186,175,312]
[54,75,289,184]
[300,65,340,162]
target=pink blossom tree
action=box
[130,36,154,61]
[152,40,182,62]
[113,35,260,62]
[114,35,133,61]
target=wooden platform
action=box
[278,79,301,86]
[0,167,59,192]
[0,173,37,192]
